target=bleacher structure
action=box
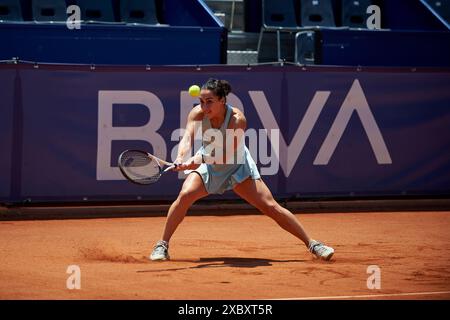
[0,0,227,65]
[0,0,449,66]
[205,0,450,66]
[31,0,67,23]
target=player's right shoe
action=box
[308,240,334,261]
[150,240,170,261]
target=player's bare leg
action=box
[150,173,207,260]
[233,178,334,260]
[233,178,311,246]
[162,172,208,242]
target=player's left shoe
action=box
[308,240,334,261]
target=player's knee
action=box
[261,202,282,218]
[177,189,199,205]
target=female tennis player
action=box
[150,79,334,261]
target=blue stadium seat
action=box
[300,0,336,27]
[257,0,300,62]
[32,0,67,22]
[341,0,374,28]
[77,0,116,23]
[120,0,159,25]
[0,0,23,22]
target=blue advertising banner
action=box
[0,68,15,200]
[2,64,450,203]
[283,71,450,196]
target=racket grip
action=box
[163,164,177,172]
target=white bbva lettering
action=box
[96,80,391,180]
[249,90,330,176]
[250,79,391,176]
[314,80,392,165]
[96,91,166,180]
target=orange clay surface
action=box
[0,211,449,300]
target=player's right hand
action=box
[173,154,202,171]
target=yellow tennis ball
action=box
[189,85,201,97]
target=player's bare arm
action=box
[174,105,204,170]
[230,107,247,131]
[224,108,247,163]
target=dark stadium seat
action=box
[257,0,300,62]
[78,0,116,23]
[32,0,67,22]
[300,0,336,27]
[341,0,374,28]
[120,0,159,25]
[0,0,23,22]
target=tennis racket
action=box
[118,149,176,185]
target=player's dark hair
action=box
[202,78,232,100]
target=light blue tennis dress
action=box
[188,104,261,194]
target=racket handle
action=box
[163,164,177,172]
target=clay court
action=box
[1,209,449,300]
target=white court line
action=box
[268,291,450,300]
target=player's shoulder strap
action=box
[221,104,233,132]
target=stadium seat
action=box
[78,0,116,23]
[0,0,23,22]
[120,0,159,25]
[341,0,374,28]
[257,0,300,62]
[295,31,317,65]
[300,0,336,27]
[32,0,67,22]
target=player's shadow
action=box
[199,257,305,268]
[136,257,305,273]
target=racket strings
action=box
[119,151,162,184]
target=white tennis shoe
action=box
[150,240,170,261]
[308,240,334,261]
